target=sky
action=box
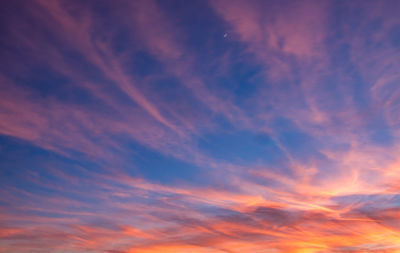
[1,0,400,252]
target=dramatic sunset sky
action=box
[1,0,400,252]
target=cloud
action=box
[1,0,400,252]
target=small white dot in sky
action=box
[223,33,228,38]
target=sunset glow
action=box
[1,1,400,252]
